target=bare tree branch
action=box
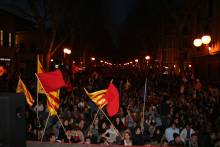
[51,37,67,56]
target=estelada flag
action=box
[84,88,108,108]
[105,83,119,117]
[47,90,60,116]
[37,56,44,93]
[16,78,34,107]
[37,69,65,93]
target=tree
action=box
[20,0,82,70]
[161,0,203,71]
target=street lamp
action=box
[145,56,150,60]
[135,59,138,63]
[91,57,95,61]
[63,48,71,54]
[201,35,211,44]
[193,39,202,47]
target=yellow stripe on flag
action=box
[47,90,60,116]
[37,56,45,94]
[84,89,107,108]
[16,78,34,107]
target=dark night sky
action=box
[0,0,188,63]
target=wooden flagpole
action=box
[35,73,67,140]
[90,109,100,128]
[99,108,123,139]
[36,55,39,120]
[40,114,50,142]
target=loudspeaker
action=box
[0,93,26,147]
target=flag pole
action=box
[36,55,39,120]
[41,114,50,142]
[35,73,67,139]
[88,109,100,130]
[99,108,123,139]
[142,78,147,126]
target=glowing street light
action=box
[50,59,54,62]
[63,48,71,54]
[145,56,150,60]
[91,57,96,61]
[189,64,192,68]
[201,35,211,44]
[135,59,138,63]
[193,38,202,47]
[130,61,133,64]
[100,60,103,63]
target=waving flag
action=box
[47,90,60,116]
[37,69,65,93]
[105,83,119,117]
[16,78,34,107]
[84,82,119,117]
[37,56,44,93]
[84,88,108,108]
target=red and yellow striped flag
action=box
[16,78,34,107]
[37,56,45,93]
[84,88,108,108]
[47,90,60,116]
[36,56,61,115]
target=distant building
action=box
[157,0,220,82]
[0,9,35,75]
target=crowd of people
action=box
[3,65,220,146]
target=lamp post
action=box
[145,56,150,60]
[193,38,202,47]
[145,55,150,70]
[63,48,71,64]
[91,57,95,61]
[193,35,211,48]
[201,35,211,44]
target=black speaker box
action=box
[0,93,26,147]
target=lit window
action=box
[9,33,12,47]
[0,30,3,46]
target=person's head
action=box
[185,123,191,130]
[49,133,56,143]
[191,133,198,143]
[102,122,107,129]
[79,119,85,129]
[215,139,220,147]
[84,137,91,144]
[64,119,69,126]
[116,117,120,124]
[110,124,114,130]
[124,131,131,141]
[173,133,181,143]
[171,122,176,129]
[161,139,168,146]
[155,127,161,134]
[69,118,74,124]
[135,126,141,135]
[94,117,99,125]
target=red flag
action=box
[105,83,119,117]
[37,69,65,93]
